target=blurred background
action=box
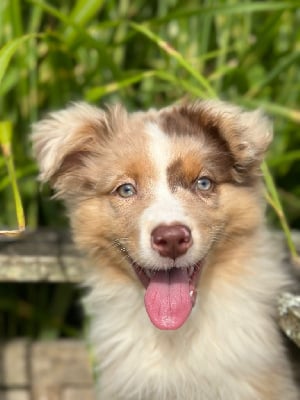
[0,0,299,340]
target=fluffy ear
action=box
[171,100,273,182]
[31,102,115,198]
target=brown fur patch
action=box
[160,105,234,177]
[158,101,271,184]
[166,146,233,192]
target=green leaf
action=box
[151,2,300,24]
[0,33,41,86]
[268,151,300,167]
[0,121,25,234]
[247,52,300,97]
[129,22,217,98]
[261,162,299,263]
[66,0,106,44]
[85,71,156,100]
[70,0,105,24]
[0,121,12,144]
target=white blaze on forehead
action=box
[138,123,196,268]
[144,123,186,223]
[146,122,170,175]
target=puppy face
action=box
[32,100,272,330]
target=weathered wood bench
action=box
[0,230,96,400]
[0,229,299,399]
[0,230,83,283]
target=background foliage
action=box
[0,0,300,337]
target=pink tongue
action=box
[144,268,192,330]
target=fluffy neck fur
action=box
[83,228,295,400]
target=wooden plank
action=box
[0,230,84,282]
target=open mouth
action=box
[132,261,203,330]
[113,239,203,330]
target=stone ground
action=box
[0,340,96,400]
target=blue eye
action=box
[196,177,213,191]
[116,183,136,198]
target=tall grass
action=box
[0,0,300,336]
[0,0,299,225]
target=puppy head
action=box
[32,100,272,330]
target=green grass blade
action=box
[9,0,24,37]
[28,0,113,45]
[268,151,300,167]
[85,71,157,101]
[0,121,25,235]
[247,52,300,97]
[70,0,105,24]
[261,161,299,265]
[0,33,41,88]
[85,69,208,101]
[237,99,300,123]
[66,0,106,44]
[0,164,37,191]
[27,0,121,76]
[151,2,300,24]
[129,22,217,98]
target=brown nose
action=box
[151,224,192,259]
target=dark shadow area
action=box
[0,283,85,339]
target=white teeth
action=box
[189,290,194,298]
[145,270,152,278]
[188,266,194,277]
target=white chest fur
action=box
[84,252,297,400]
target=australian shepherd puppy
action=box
[32,100,298,400]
